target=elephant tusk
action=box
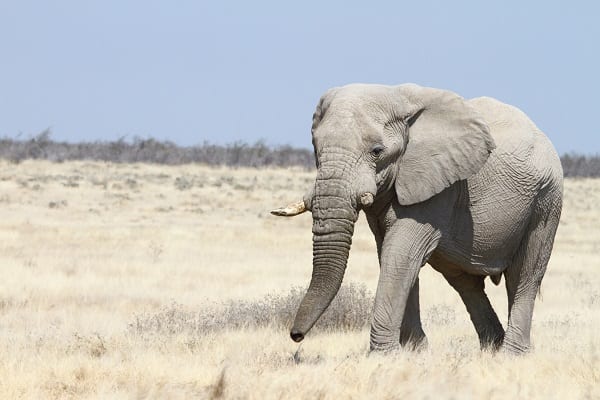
[270,201,307,217]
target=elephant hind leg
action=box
[399,277,427,350]
[443,272,504,350]
[502,188,562,354]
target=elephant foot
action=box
[369,335,428,354]
[369,342,400,355]
[479,331,504,352]
[400,330,428,351]
[499,339,530,355]
[499,326,530,355]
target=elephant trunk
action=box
[290,166,358,342]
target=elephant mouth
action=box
[359,192,374,208]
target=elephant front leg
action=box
[370,260,420,352]
[370,222,439,352]
[399,277,427,350]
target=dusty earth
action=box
[0,160,598,399]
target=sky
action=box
[0,1,598,154]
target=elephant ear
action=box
[393,84,496,205]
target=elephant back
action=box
[469,97,562,182]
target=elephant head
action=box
[273,84,495,342]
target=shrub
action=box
[129,283,373,337]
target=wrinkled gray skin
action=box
[286,84,563,354]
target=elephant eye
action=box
[371,144,385,157]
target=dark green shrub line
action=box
[0,130,598,176]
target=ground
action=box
[0,160,598,399]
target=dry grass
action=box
[0,160,598,399]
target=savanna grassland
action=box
[0,160,598,399]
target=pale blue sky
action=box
[0,1,598,153]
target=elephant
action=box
[272,83,563,354]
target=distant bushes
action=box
[0,130,598,176]
[0,130,314,169]
[559,153,600,178]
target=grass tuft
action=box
[129,283,374,337]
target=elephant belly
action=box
[431,161,537,276]
[431,218,529,276]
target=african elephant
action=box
[272,84,563,354]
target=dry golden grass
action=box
[0,160,598,399]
